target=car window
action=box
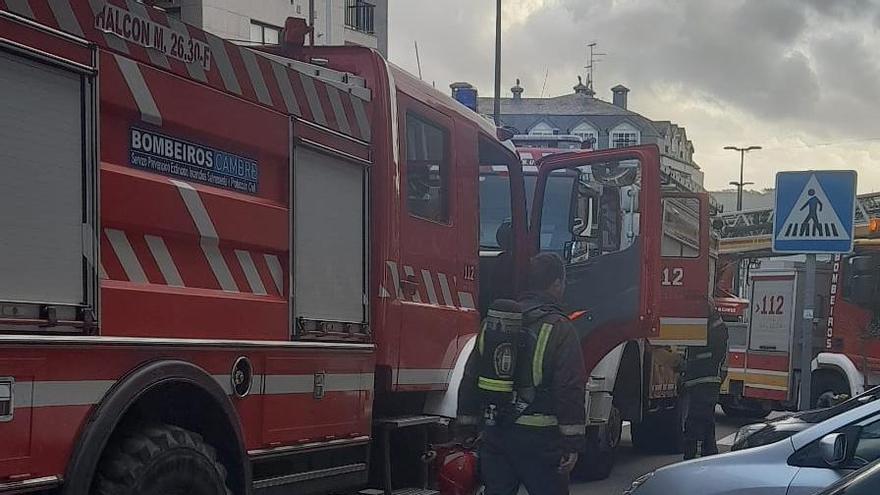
[852,419,880,466]
[827,462,880,495]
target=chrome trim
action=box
[0,335,375,351]
[252,463,366,489]
[248,435,371,459]
[0,475,62,494]
[0,38,94,74]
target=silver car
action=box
[625,393,880,495]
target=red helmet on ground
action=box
[437,446,479,495]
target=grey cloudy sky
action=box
[388,0,880,192]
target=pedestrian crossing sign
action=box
[773,170,857,253]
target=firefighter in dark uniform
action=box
[456,253,587,495]
[682,301,729,460]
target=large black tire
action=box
[631,401,683,454]
[573,406,622,481]
[721,403,772,419]
[94,423,233,495]
[811,370,850,409]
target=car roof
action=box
[791,393,880,450]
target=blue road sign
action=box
[773,171,857,253]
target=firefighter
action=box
[681,301,729,460]
[457,253,587,495]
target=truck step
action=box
[359,489,440,495]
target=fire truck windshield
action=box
[479,173,573,252]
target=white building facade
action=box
[152,0,388,56]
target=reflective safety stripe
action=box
[693,352,713,360]
[559,424,586,436]
[515,414,558,427]
[533,323,553,386]
[478,376,513,392]
[685,376,721,387]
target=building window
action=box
[610,123,640,148]
[529,121,554,136]
[571,122,598,148]
[250,21,281,44]
[345,0,375,34]
[406,113,448,223]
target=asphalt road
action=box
[570,407,774,495]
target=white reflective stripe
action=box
[325,86,352,135]
[264,254,284,294]
[89,0,130,53]
[239,47,272,105]
[126,0,170,68]
[167,17,207,82]
[386,261,402,299]
[205,34,242,94]
[522,166,539,173]
[5,0,33,18]
[350,95,371,141]
[202,240,239,292]
[170,180,217,238]
[99,262,108,279]
[299,72,327,125]
[491,165,507,172]
[114,55,162,126]
[105,228,147,283]
[403,265,422,303]
[378,286,391,298]
[559,424,586,436]
[211,374,265,396]
[458,292,475,310]
[13,380,116,408]
[693,352,713,360]
[325,373,374,392]
[145,235,184,287]
[264,374,313,394]
[437,273,454,307]
[235,250,267,295]
[421,270,439,305]
[271,61,301,116]
[171,180,238,292]
[49,0,84,36]
[519,152,533,160]
[394,368,450,385]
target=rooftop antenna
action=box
[414,41,423,80]
[585,42,605,95]
[540,66,549,98]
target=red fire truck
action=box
[716,197,880,418]
[0,2,669,494]
[476,137,715,476]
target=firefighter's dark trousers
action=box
[480,425,569,495]
[682,382,721,460]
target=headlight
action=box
[732,423,766,450]
[623,471,654,495]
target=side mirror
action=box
[819,433,848,467]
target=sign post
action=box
[773,171,856,411]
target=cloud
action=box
[389,0,880,191]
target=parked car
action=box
[814,458,880,495]
[624,389,880,495]
[732,386,880,451]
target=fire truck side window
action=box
[661,197,701,258]
[406,113,449,223]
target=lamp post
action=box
[724,145,762,211]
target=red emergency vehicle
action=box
[717,195,880,417]
[0,2,667,493]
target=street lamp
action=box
[724,145,762,211]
